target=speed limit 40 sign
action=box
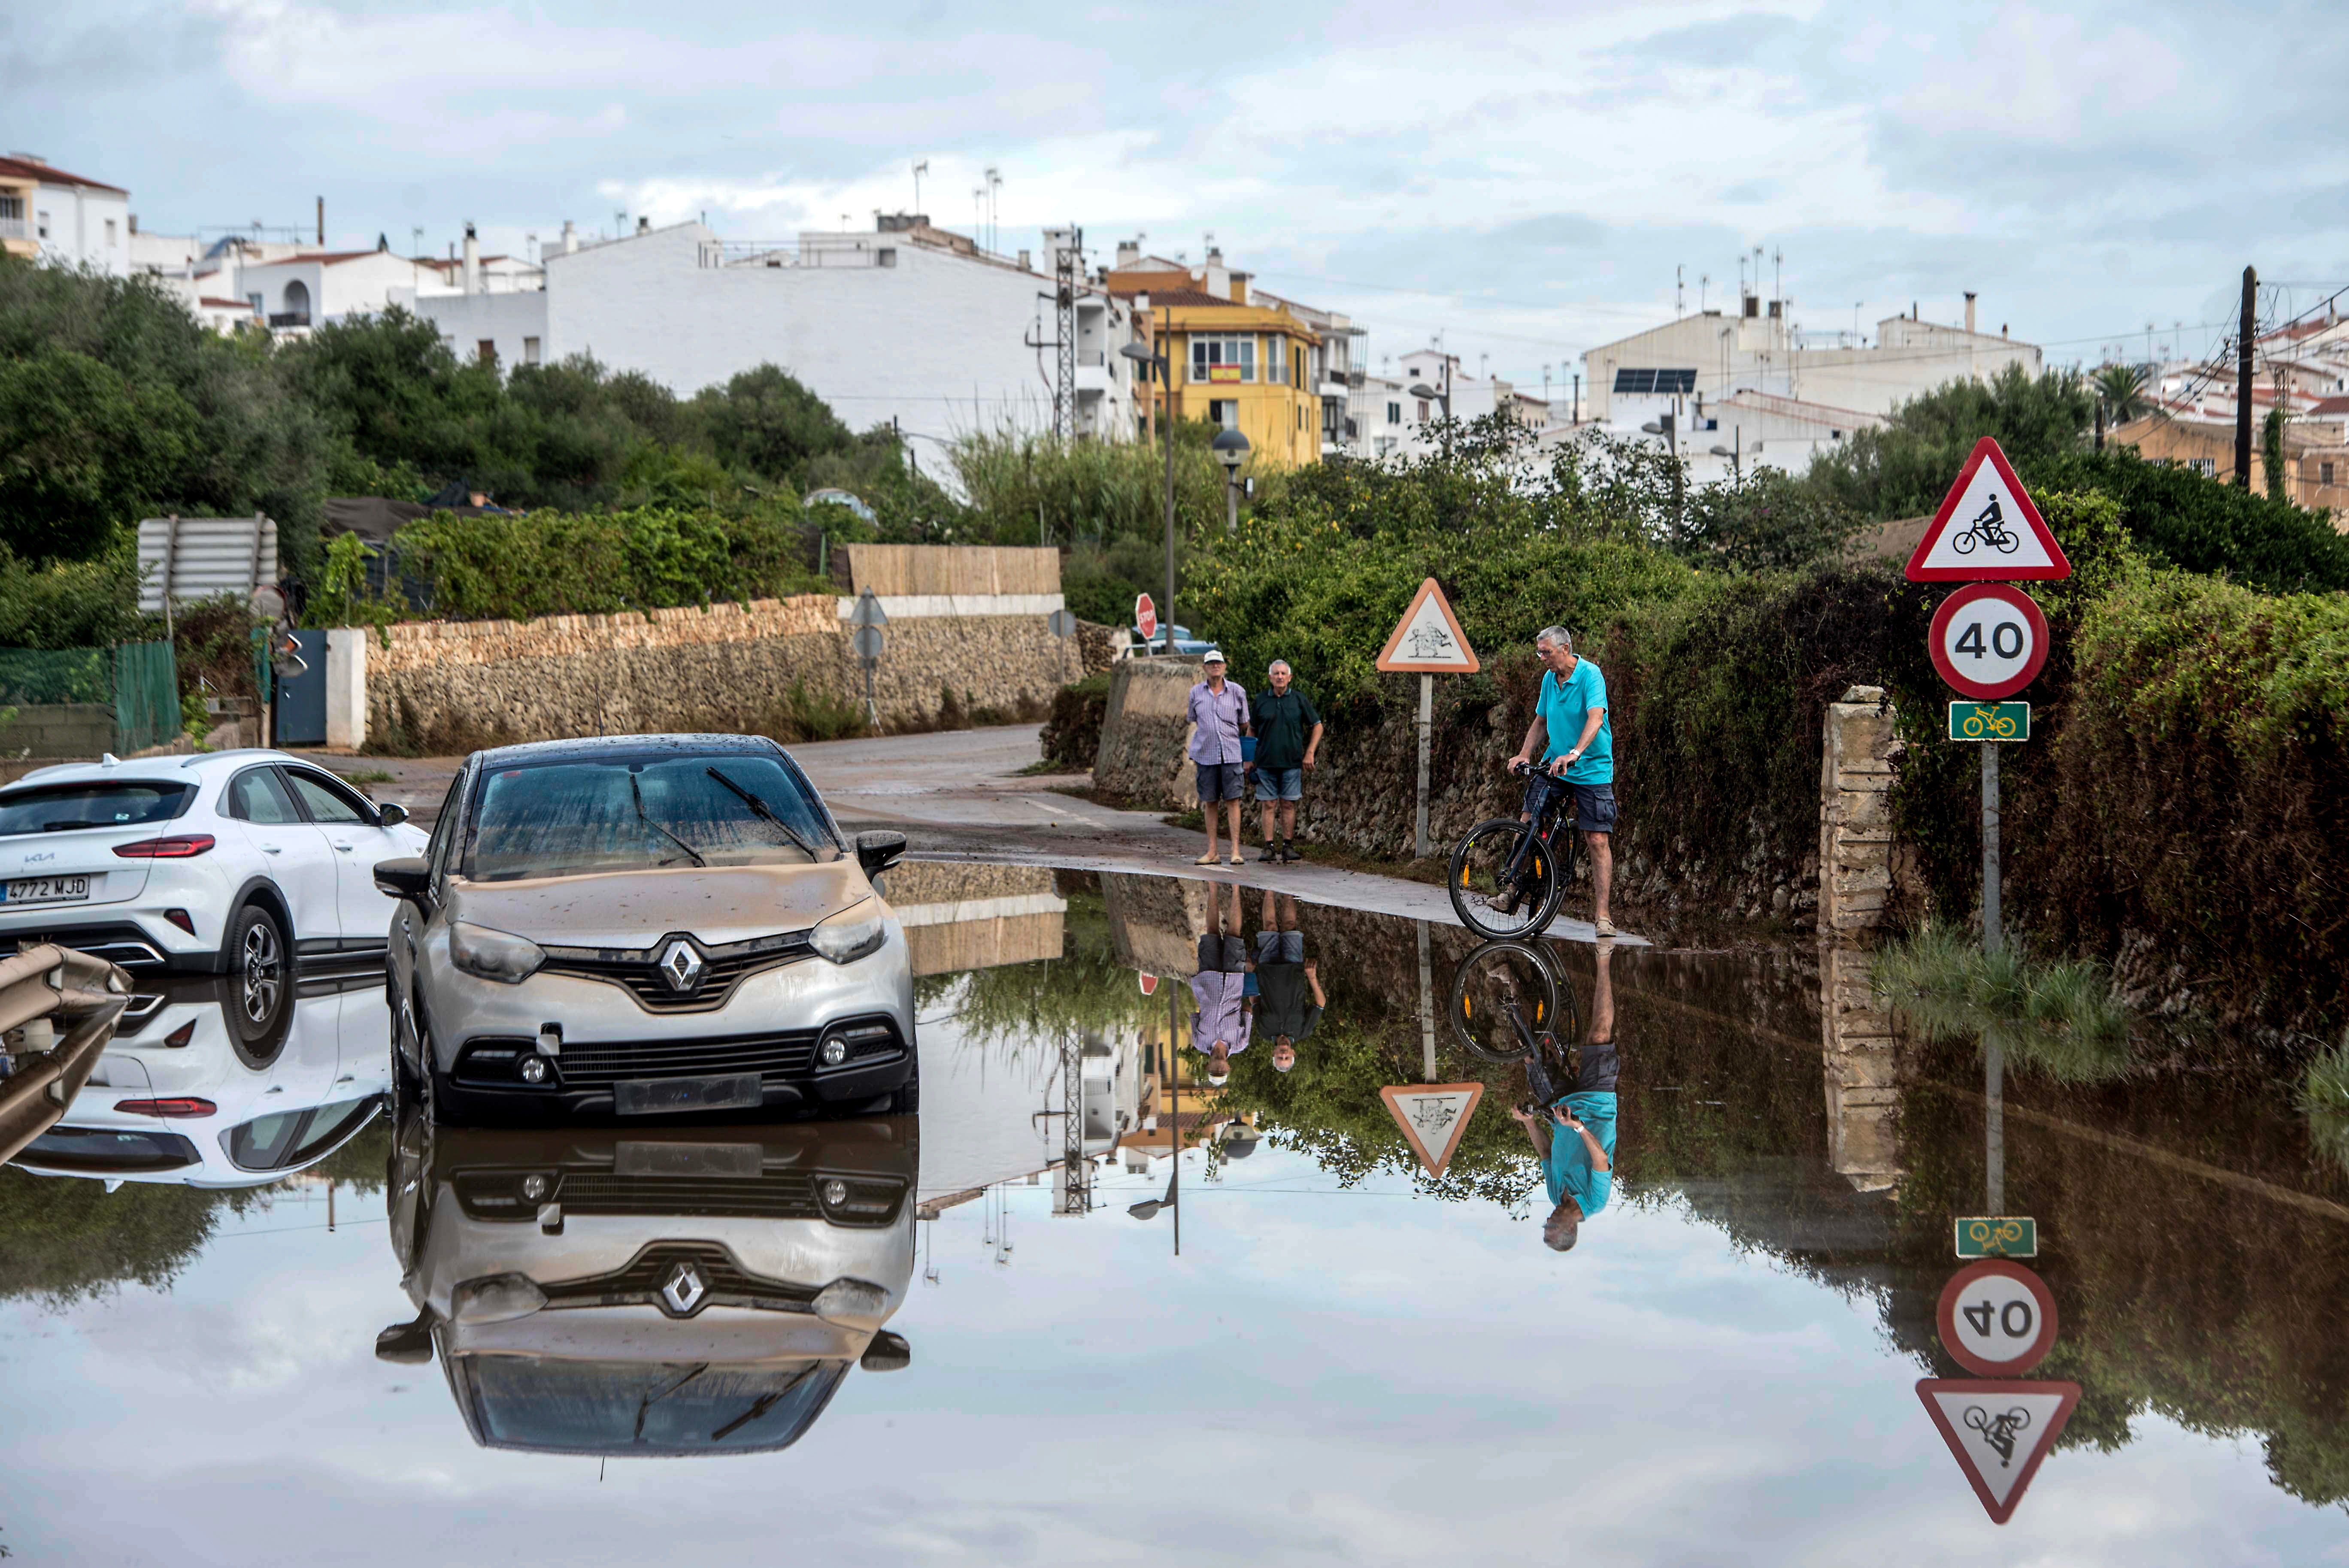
[1930,582,2049,700]
[1937,1259,2058,1376]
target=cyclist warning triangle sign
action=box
[1379,1083,1484,1176]
[1916,1379,2080,1524]
[1376,578,1481,673]
[1906,438,2072,582]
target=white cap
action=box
[1201,647,1226,663]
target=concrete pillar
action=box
[1819,685,1901,1191]
[324,628,368,751]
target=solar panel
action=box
[1611,368,1697,396]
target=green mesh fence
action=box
[112,642,181,754]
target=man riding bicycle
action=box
[1502,626,1617,938]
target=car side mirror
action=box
[376,802,409,828]
[859,1330,911,1372]
[375,1312,436,1365]
[855,830,907,878]
[373,855,433,903]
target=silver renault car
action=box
[376,736,913,1123]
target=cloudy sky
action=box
[9,0,2346,389]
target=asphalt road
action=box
[294,724,1635,943]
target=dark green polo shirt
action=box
[1253,687,1322,770]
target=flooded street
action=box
[4,864,2346,1565]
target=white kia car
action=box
[0,750,428,1049]
[9,970,388,1188]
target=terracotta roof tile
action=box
[0,156,126,194]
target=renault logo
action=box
[658,938,706,993]
[661,1260,708,1315]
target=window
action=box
[1190,335,1255,384]
[477,339,497,366]
[1266,333,1286,386]
[1207,399,1237,430]
[1611,367,1697,395]
[104,218,116,245]
[0,780,191,836]
[1417,399,1431,421]
[285,770,370,824]
[523,336,542,365]
[2189,458,2217,477]
[225,768,301,824]
[1387,402,1401,424]
[2323,461,2337,486]
[877,248,896,267]
[0,194,19,220]
[247,293,263,315]
[36,210,49,239]
[223,1097,379,1172]
[463,753,836,882]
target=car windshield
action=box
[462,1357,847,1454]
[0,781,191,838]
[461,754,836,883]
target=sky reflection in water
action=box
[0,868,2343,1566]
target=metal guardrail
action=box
[0,944,134,1167]
[0,216,27,242]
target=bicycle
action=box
[1448,938,1580,1065]
[1447,759,1581,940]
[1952,497,2019,556]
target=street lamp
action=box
[1709,429,1741,482]
[1407,381,1449,419]
[1210,427,1251,533]
[1128,1174,1177,1220]
[1119,313,1178,654]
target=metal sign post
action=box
[1374,578,1481,859]
[849,590,888,730]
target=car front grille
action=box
[539,1241,820,1316]
[539,930,814,1014]
[552,1171,826,1220]
[549,1029,822,1090]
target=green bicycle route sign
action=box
[1948,702,2030,742]
[1955,1216,2038,1258]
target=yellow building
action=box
[1106,248,1323,468]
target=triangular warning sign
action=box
[1907,438,2071,582]
[1916,1379,2080,1524]
[1376,578,1480,673]
[1138,972,1158,996]
[1379,1083,1484,1176]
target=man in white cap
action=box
[1183,648,1251,866]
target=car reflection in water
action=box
[9,969,386,1187]
[374,1110,916,1457]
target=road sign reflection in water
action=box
[1916,1379,2083,1524]
[1954,1214,2038,1256]
[1378,1083,1483,1178]
[1937,1259,2058,1376]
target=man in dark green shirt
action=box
[1253,888,1323,1072]
[1252,660,1324,863]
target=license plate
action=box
[3,876,90,905]
[612,1073,764,1116]
[615,1140,763,1176]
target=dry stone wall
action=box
[366,593,1097,754]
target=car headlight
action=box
[810,899,887,965]
[449,921,545,984]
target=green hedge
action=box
[388,504,833,621]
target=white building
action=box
[0,154,130,275]
[411,215,1137,446]
[1583,290,2041,432]
[1343,349,1547,461]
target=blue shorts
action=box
[1255,766,1302,802]
[1196,762,1246,803]
[1524,775,1618,834]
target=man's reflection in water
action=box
[1190,881,1253,1087]
[1253,889,1323,1074]
[1508,938,1618,1252]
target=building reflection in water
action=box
[375,1111,916,1456]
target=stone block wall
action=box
[0,705,116,759]
[1091,656,1206,809]
[1817,685,1903,1192]
[364,594,1092,754]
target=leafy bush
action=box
[0,540,147,649]
[2029,446,2349,593]
[1871,921,2131,1084]
[1039,670,1111,770]
[1810,364,2097,520]
[390,504,831,620]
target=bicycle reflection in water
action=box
[1448,935,1619,1254]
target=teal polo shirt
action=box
[1538,659,1613,784]
[1543,1091,1617,1217]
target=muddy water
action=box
[2,867,2345,1565]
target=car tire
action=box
[223,902,293,1063]
[885,1052,920,1116]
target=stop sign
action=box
[1134,593,1157,641]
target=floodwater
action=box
[4,865,2347,1565]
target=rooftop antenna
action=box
[986,166,1002,254]
[1676,263,1685,317]
[1773,246,1782,305]
[410,225,423,256]
[1699,272,1709,312]
[912,159,928,213]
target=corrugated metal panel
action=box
[136,515,278,613]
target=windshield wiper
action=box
[708,1366,816,1441]
[629,772,706,867]
[704,768,823,860]
[632,1362,710,1442]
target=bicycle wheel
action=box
[1953,530,1977,554]
[1449,817,1559,939]
[1449,940,1564,1063]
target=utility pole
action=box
[2237,265,2257,488]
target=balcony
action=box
[267,312,311,329]
[0,215,27,243]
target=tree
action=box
[2263,407,2289,504]
[0,348,198,560]
[2092,363,2152,426]
[693,363,858,482]
[1810,364,2096,520]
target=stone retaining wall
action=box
[367,596,1097,754]
[1091,656,1206,808]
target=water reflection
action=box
[376,1111,915,1456]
